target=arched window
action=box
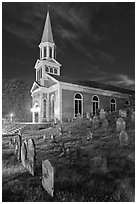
[43,99,47,118]
[50,94,55,119]
[45,66,49,72]
[44,47,47,58]
[92,95,99,115]
[50,67,53,73]
[74,93,83,117]
[54,68,57,74]
[110,98,116,112]
[49,47,52,58]
[125,100,130,107]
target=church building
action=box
[30,11,134,123]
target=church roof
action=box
[41,11,54,43]
[48,74,134,95]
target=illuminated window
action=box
[110,98,116,112]
[74,93,83,117]
[92,95,99,115]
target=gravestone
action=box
[42,160,54,197]
[102,118,108,130]
[43,135,46,139]
[87,129,93,140]
[27,139,36,176]
[16,135,22,161]
[67,118,71,123]
[66,147,71,161]
[131,111,135,123]
[92,116,99,130]
[116,117,126,132]
[68,131,71,138]
[99,109,106,120]
[86,112,90,119]
[119,131,128,146]
[119,110,127,118]
[21,142,27,168]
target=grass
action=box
[2,113,135,201]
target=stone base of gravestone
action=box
[42,160,54,197]
[119,131,128,146]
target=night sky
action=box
[2,2,135,90]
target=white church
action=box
[30,11,134,123]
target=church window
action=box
[45,66,49,72]
[74,93,83,117]
[44,47,47,58]
[43,99,47,118]
[92,95,99,115]
[50,67,53,73]
[125,100,130,107]
[54,68,57,74]
[49,46,52,58]
[110,98,116,112]
[50,94,55,119]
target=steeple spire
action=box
[41,10,54,43]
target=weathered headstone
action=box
[27,139,36,176]
[102,118,108,131]
[116,117,126,132]
[92,116,99,130]
[119,110,127,118]
[66,147,71,161]
[119,131,128,146]
[67,118,71,123]
[86,112,90,119]
[42,160,54,197]
[21,142,27,168]
[99,109,106,120]
[131,111,135,123]
[16,135,22,161]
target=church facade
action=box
[30,11,134,123]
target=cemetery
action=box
[2,106,135,202]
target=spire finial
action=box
[47,3,50,12]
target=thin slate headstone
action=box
[16,135,22,161]
[119,131,128,146]
[116,117,126,132]
[21,142,27,168]
[102,118,108,131]
[27,139,36,176]
[99,109,106,120]
[92,116,99,130]
[42,160,54,197]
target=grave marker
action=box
[119,131,128,146]
[102,118,108,131]
[119,110,127,118]
[27,139,36,176]
[99,109,106,120]
[116,117,126,132]
[42,160,54,197]
[21,142,27,168]
[16,135,22,161]
[92,116,99,130]
[131,111,135,123]
[86,112,90,119]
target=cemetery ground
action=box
[2,111,135,202]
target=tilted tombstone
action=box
[27,139,36,176]
[16,135,22,161]
[99,109,106,120]
[102,118,108,131]
[92,116,99,130]
[42,160,54,197]
[119,131,128,146]
[116,117,126,132]
[131,111,135,123]
[21,142,27,168]
[119,110,127,118]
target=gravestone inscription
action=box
[42,160,54,197]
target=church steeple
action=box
[41,11,54,44]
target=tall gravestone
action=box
[92,116,99,130]
[119,130,128,146]
[27,139,36,176]
[16,135,22,161]
[116,117,126,132]
[102,118,108,131]
[99,109,106,120]
[42,160,54,197]
[21,142,27,168]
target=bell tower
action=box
[35,10,61,85]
